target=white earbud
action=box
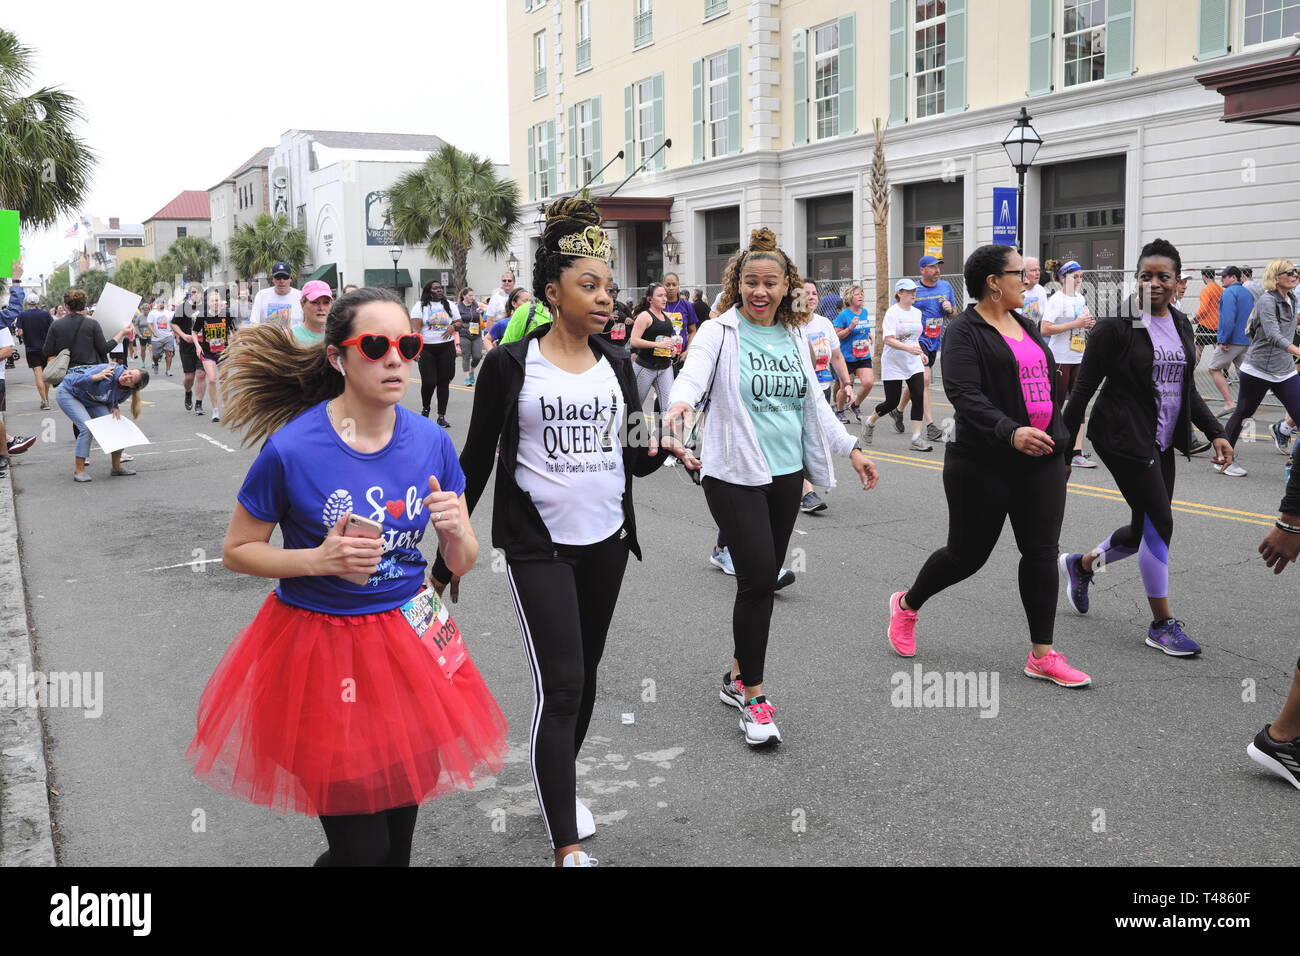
[334,362,346,378]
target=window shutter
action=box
[692,57,705,162]
[793,28,808,145]
[1103,0,1134,80]
[547,120,557,196]
[1028,0,1053,96]
[726,45,742,154]
[567,105,578,192]
[944,0,966,114]
[527,124,536,202]
[652,72,666,170]
[1197,0,1230,60]
[837,14,856,136]
[888,0,906,126]
[591,96,603,185]
[624,83,635,175]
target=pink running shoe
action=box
[1023,649,1091,688]
[888,590,917,657]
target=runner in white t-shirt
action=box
[1039,260,1096,468]
[483,271,516,329]
[863,279,932,451]
[148,300,176,376]
[248,263,302,328]
[799,280,852,514]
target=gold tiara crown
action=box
[557,225,612,263]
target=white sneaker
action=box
[1070,451,1098,469]
[738,697,782,747]
[561,850,598,867]
[576,798,595,840]
[1216,461,1248,477]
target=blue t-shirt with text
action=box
[833,308,872,364]
[237,402,466,615]
[914,279,957,346]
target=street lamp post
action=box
[662,230,680,265]
[389,245,402,298]
[506,252,520,277]
[1000,107,1043,256]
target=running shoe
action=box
[1023,649,1091,687]
[39,401,50,411]
[890,409,905,433]
[862,421,875,445]
[166,369,173,376]
[6,435,36,455]
[465,372,476,387]
[1070,451,1098,469]
[1247,725,1300,791]
[1146,618,1201,656]
[1190,439,1212,456]
[739,697,781,747]
[110,467,137,477]
[152,361,159,372]
[836,408,850,424]
[850,403,863,424]
[1271,421,1292,454]
[910,435,934,452]
[720,671,745,709]
[887,590,917,657]
[212,411,220,423]
[194,401,203,416]
[775,568,795,590]
[1215,461,1248,477]
[72,471,91,483]
[709,547,736,575]
[926,422,945,442]
[801,491,827,514]
[437,417,451,428]
[119,454,134,463]
[421,407,430,417]
[576,798,595,840]
[561,850,599,867]
[1058,552,1093,614]
[184,394,192,411]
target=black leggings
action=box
[906,448,1066,645]
[418,342,457,416]
[703,471,803,686]
[505,528,630,849]
[1224,370,1300,446]
[1091,446,1175,600]
[315,805,418,866]
[876,372,926,422]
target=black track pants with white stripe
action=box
[505,529,630,849]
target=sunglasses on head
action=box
[340,333,423,361]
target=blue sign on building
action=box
[993,187,1018,246]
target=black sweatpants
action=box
[876,372,926,422]
[906,448,1067,645]
[505,528,630,849]
[703,470,804,687]
[418,341,457,416]
[315,805,418,867]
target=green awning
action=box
[363,268,413,289]
[419,267,454,290]
[307,262,338,287]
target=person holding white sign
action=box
[54,362,149,481]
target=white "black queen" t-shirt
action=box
[514,340,626,545]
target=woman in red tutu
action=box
[186,287,507,866]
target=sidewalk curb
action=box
[0,467,57,866]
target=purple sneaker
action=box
[1058,552,1092,614]
[1146,619,1201,657]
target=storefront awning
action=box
[307,262,338,288]
[595,196,674,223]
[363,268,413,289]
[1196,53,1300,125]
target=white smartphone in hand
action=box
[341,513,384,586]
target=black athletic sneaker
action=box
[1248,725,1300,791]
[185,392,193,411]
[890,409,905,433]
[775,568,795,590]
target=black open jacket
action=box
[940,304,1071,460]
[431,322,666,581]
[1063,297,1224,466]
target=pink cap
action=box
[301,280,333,302]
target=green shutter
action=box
[567,105,578,191]
[837,14,856,136]
[624,83,635,175]
[944,0,966,114]
[888,0,906,126]
[1197,0,1230,60]
[793,28,808,145]
[692,57,705,162]
[1028,0,1053,96]
[591,96,603,185]
[1104,0,1134,80]
[652,72,665,170]
[726,45,742,154]
[527,124,536,201]
[546,120,557,195]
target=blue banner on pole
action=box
[993,187,1018,246]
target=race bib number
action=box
[204,323,227,352]
[610,323,626,341]
[1071,333,1087,353]
[852,338,870,359]
[671,316,683,336]
[653,335,674,358]
[469,322,480,336]
[924,322,942,338]
[401,589,468,680]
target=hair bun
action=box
[748,228,778,253]
[544,197,602,229]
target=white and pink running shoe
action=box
[739,697,781,747]
[1023,649,1091,688]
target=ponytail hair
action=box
[221,287,402,445]
[128,368,150,419]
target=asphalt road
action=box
[6,355,1298,867]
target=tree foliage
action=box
[227,214,307,281]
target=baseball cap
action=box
[1056,260,1083,279]
[918,255,943,268]
[301,280,333,302]
[271,262,292,278]
[895,278,918,292]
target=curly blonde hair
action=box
[717,228,808,329]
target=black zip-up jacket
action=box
[431,322,666,581]
[1063,296,1224,465]
[941,304,1071,460]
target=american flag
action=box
[63,222,79,238]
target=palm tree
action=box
[160,235,221,283]
[388,144,520,295]
[78,268,107,304]
[227,214,308,281]
[870,118,890,363]
[0,30,96,229]
[113,258,167,300]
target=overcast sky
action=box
[8,0,509,282]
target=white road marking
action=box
[195,432,236,453]
[141,557,225,572]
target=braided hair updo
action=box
[717,227,808,329]
[533,197,607,310]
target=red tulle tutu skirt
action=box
[186,592,507,817]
